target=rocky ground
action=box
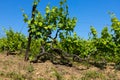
[0,52,120,80]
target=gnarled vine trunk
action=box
[25,2,38,61]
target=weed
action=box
[81,71,106,80]
[0,71,5,76]
[70,75,79,80]
[37,77,46,80]
[26,64,34,73]
[52,68,63,80]
[6,71,25,80]
[107,72,118,80]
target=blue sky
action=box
[0,0,120,39]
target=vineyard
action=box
[0,0,120,79]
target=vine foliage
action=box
[23,0,77,66]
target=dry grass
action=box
[0,52,120,80]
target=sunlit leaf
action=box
[38,22,43,26]
[46,5,50,13]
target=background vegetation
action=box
[0,0,120,69]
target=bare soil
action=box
[0,52,120,80]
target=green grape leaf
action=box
[46,5,50,13]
